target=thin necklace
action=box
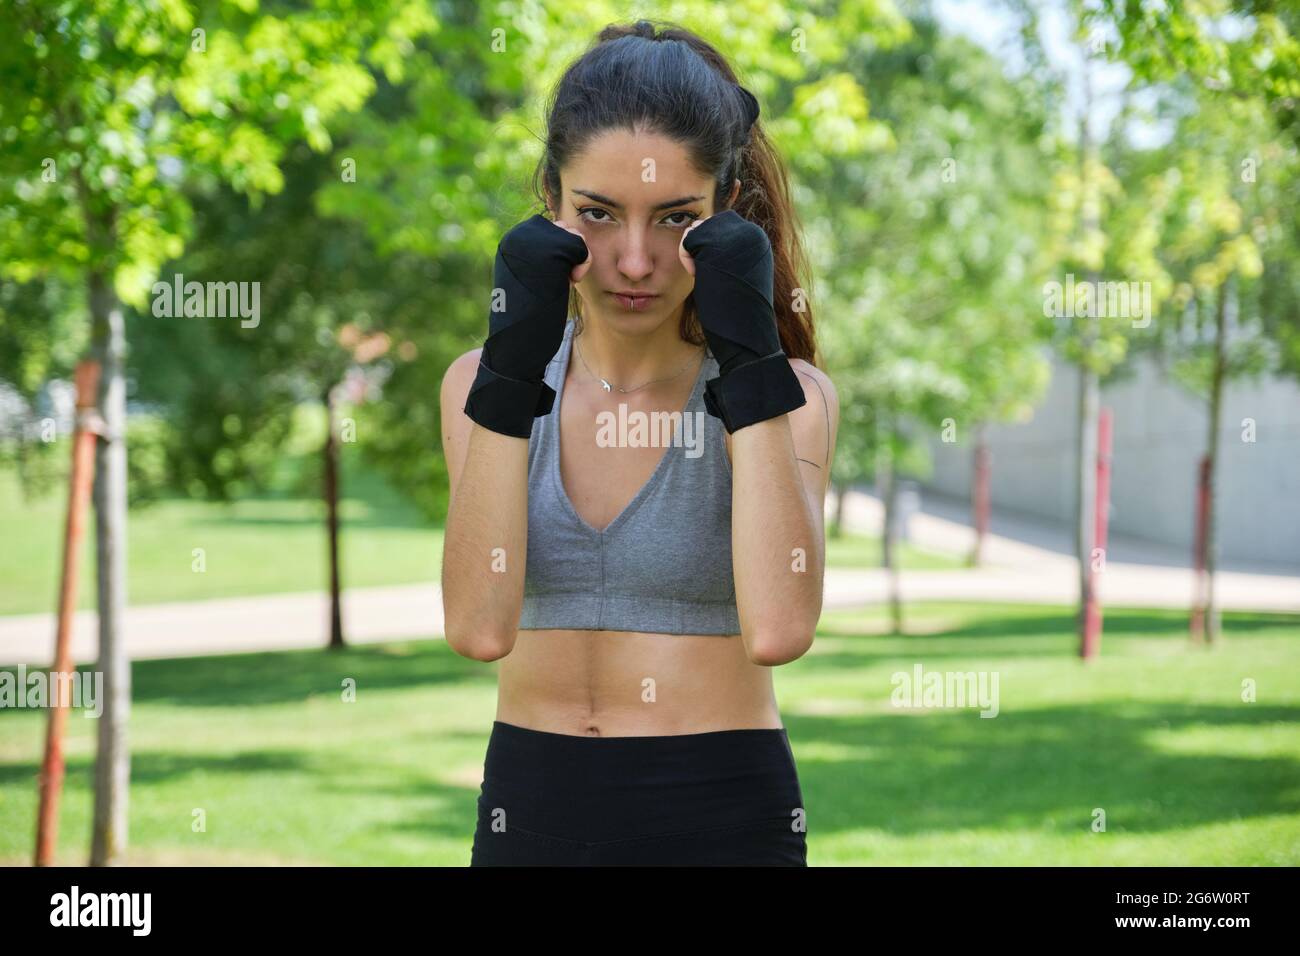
[573,334,705,394]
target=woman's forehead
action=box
[563,129,711,204]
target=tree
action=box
[1138,90,1293,643]
[1035,13,1178,656]
[807,17,1056,630]
[1087,0,1300,642]
[0,0,435,865]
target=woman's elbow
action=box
[746,626,814,666]
[441,601,515,661]
[444,624,513,662]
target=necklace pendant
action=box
[600,379,612,392]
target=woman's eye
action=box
[577,207,698,227]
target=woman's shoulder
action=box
[440,347,485,412]
[787,358,839,473]
[788,359,837,416]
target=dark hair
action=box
[531,18,818,366]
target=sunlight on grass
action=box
[1,602,1296,866]
[0,408,442,615]
[825,528,967,570]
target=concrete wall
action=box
[922,351,1300,569]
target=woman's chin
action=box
[578,293,684,331]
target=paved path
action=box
[2,487,1296,665]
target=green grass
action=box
[0,432,443,617]
[3,429,963,616]
[825,528,967,570]
[1,601,1296,866]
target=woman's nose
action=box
[616,229,653,280]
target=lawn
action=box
[825,527,967,570]
[2,422,962,616]
[1,601,1296,866]
[0,425,441,616]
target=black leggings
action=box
[470,720,808,866]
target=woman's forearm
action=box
[441,423,530,661]
[730,414,823,665]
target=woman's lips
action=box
[609,292,659,311]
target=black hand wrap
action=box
[462,215,590,438]
[682,210,806,433]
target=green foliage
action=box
[0,277,86,401]
[1086,0,1300,384]
[0,0,440,505]
[312,0,913,516]
[809,15,1057,486]
[3,0,1295,530]
[0,430,65,504]
[0,0,437,306]
[1089,0,1300,147]
[125,413,172,507]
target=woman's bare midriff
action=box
[492,328,775,737]
[495,627,783,736]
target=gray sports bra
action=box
[518,318,741,636]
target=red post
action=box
[1190,455,1211,643]
[1082,408,1112,659]
[35,359,101,866]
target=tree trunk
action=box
[324,384,344,649]
[1075,356,1099,658]
[1075,58,1100,659]
[88,272,129,866]
[881,428,902,635]
[1203,275,1230,645]
[970,423,990,566]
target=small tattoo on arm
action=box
[795,368,834,469]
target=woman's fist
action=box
[678,216,708,277]
[552,219,593,284]
[678,209,806,433]
[462,214,591,438]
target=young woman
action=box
[439,18,839,866]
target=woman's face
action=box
[549,127,736,331]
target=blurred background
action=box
[1,0,1297,866]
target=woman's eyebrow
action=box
[572,189,705,211]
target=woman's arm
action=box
[439,216,589,661]
[730,360,840,665]
[439,349,530,662]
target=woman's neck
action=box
[572,312,705,391]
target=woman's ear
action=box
[728,178,741,209]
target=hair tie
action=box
[735,85,760,147]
